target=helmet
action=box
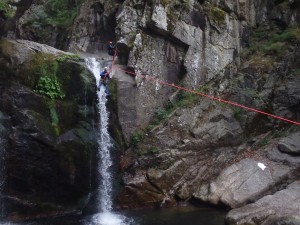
[104,67,108,70]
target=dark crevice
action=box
[89,2,118,52]
[115,42,130,65]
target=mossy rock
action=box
[208,6,226,26]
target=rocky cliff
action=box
[107,1,300,225]
[1,0,300,224]
[0,38,97,219]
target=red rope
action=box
[110,65,300,127]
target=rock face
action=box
[0,38,97,219]
[110,0,300,142]
[2,0,300,224]
[278,132,300,155]
[68,0,121,53]
[194,158,290,208]
[225,181,300,225]
[115,1,300,224]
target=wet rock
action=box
[225,181,300,225]
[0,39,97,218]
[117,170,165,209]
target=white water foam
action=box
[85,58,134,225]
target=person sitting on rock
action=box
[98,67,110,95]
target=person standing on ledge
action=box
[107,41,115,56]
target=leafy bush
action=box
[33,60,65,99]
[270,28,300,43]
[262,42,284,54]
[0,0,14,17]
[35,75,65,99]
[25,0,83,30]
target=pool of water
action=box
[0,206,226,225]
[127,206,226,225]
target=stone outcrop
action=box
[194,158,290,208]
[0,38,97,219]
[278,132,300,155]
[116,2,300,224]
[225,181,300,225]
[68,0,121,53]
[112,0,289,142]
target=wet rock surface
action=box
[0,39,98,219]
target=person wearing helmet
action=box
[98,67,110,95]
[107,41,115,56]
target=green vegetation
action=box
[56,54,81,62]
[35,75,65,99]
[45,0,80,28]
[0,0,14,17]
[258,129,289,147]
[49,102,60,135]
[161,0,190,9]
[33,59,65,99]
[233,107,242,120]
[129,86,206,149]
[209,6,226,26]
[25,0,83,30]
[136,146,160,156]
[130,132,144,148]
[240,25,300,77]
[243,26,300,58]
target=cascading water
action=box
[85,58,133,225]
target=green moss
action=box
[28,110,56,136]
[165,0,190,29]
[0,39,15,54]
[56,54,81,62]
[209,6,226,25]
[161,0,171,7]
[48,101,60,136]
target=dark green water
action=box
[0,206,226,225]
[126,206,226,225]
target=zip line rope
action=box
[108,48,300,127]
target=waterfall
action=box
[85,58,133,225]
